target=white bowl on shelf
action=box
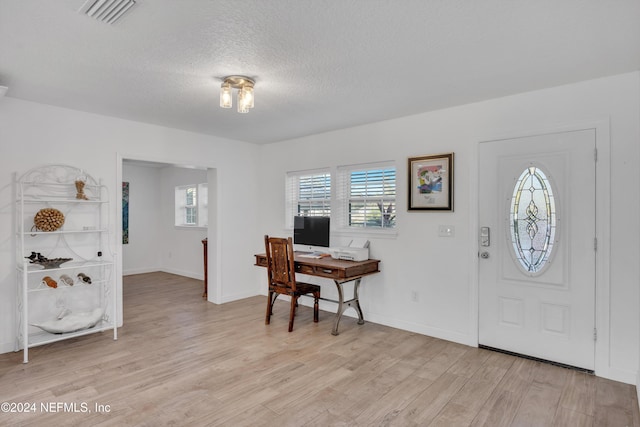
[31,307,104,334]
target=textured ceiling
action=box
[1,0,639,144]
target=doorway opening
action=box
[117,157,218,324]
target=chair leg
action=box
[313,292,319,323]
[288,296,298,332]
[265,291,275,325]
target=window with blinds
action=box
[175,183,208,227]
[285,170,331,228]
[338,163,396,229]
[185,187,197,224]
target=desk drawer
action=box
[296,264,340,279]
[342,262,379,278]
[255,254,380,282]
[255,256,341,278]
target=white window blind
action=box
[185,187,197,224]
[285,169,331,228]
[175,183,208,227]
[337,162,396,229]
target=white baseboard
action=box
[217,291,260,304]
[597,366,638,385]
[0,341,16,355]
[160,267,203,281]
[123,268,203,281]
[293,297,475,347]
[636,372,640,409]
[363,311,475,347]
[123,267,160,276]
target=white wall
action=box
[0,98,261,354]
[122,163,162,275]
[2,72,638,385]
[122,163,209,279]
[159,166,208,279]
[257,72,640,384]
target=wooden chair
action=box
[264,235,320,332]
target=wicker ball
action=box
[34,208,65,232]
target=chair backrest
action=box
[264,235,297,291]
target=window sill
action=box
[333,227,397,240]
[283,227,398,240]
[174,225,208,230]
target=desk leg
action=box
[353,279,365,325]
[331,278,365,336]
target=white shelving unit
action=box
[15,165,117,363]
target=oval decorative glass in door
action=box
[510,166,557,274]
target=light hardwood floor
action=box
[1,271,639,426]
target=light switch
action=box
[438,225,455,237]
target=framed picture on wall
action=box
[122,181,129,244]
[408,153,454,211]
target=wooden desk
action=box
[254,253,380,335]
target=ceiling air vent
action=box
[79,0,136,24]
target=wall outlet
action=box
[438,225,455,237]
[411,290,419,302]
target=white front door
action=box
[478,130,596,370]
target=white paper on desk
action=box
[348,238,369,249]
[298,253,323,259]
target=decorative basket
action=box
[34,208,65,232]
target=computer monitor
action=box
[293,216,330,249]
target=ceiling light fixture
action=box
[220,76,255,114]
[79,0,136,24]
